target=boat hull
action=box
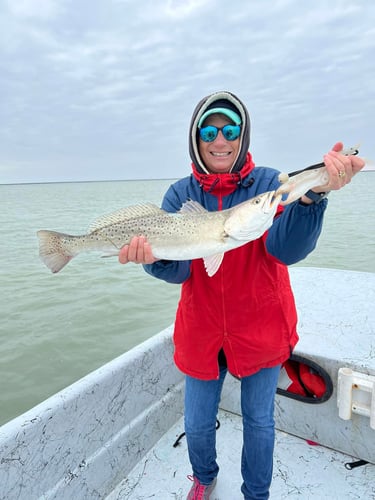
[221,267,375,463]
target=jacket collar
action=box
[192,152,255,196]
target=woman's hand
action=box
[318,142,365,191]
[297,142,365,204]
[118,236,158,265]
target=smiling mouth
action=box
[211,152,231,157]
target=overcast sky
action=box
[1,0,374,184]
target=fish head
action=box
[224,191,281,241]
[241,190,281,214]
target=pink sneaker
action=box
[186,475,217,499]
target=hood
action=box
[189,90,251,174]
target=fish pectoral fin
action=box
[203,253,224,277]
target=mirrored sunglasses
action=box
[199,124,241,143]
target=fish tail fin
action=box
[37,230,74,273]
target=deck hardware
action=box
[173,419,220,447]
[344,459,369,470]
[337,367,375,429]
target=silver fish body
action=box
[276,144,360,204]
[276,166,330,204]
[37,191,281,276]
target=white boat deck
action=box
[107,409,375,500]
[1,269,373,500]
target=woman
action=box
[118,91,364,499]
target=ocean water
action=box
[1,174,374,426]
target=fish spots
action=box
[37,195,278,274]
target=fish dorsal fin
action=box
[203,253,224,277]
[89,203,165,231]
[179,200,208,214]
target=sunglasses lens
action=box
[199,125,241,142]
[199,126,218,142]
[222,125,241,141]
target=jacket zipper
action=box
[217,181,242,378]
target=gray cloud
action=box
[1,0,374,183]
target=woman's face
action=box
[198,114,240,173]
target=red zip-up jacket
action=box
[173,235,299,380]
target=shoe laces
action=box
[187,475,209,500]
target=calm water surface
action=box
[0,174,374,425]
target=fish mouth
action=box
[271,191,282,207]
[262,191,282,212]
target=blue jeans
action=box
[184,365,281,500]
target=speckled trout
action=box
[37,190,281,277]
[276,144,360,204]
